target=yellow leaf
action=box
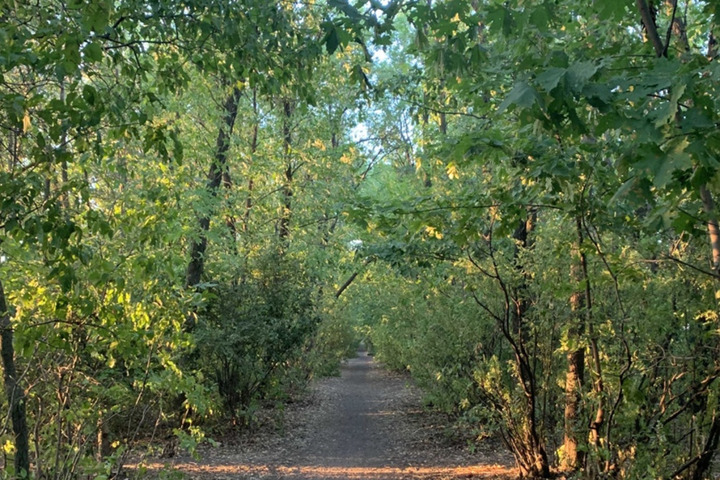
[313,139,326,151]
[447,164,460,180]
[22,112,31,133]
[3,439,16,454]
[425,226,443,240]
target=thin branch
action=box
[335,271,359,299]
[335,258,374,299]
[466,248,497,279]
[663,0,679,57]
[470,290,503,323]
[404,99,488,121]
[663,254,720,279]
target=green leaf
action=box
[323,23,340,54]
[597,0,627,21]
[82,42,103,63]
[486,5,512,36]
[328,0,359,21]
[529,6,551,32]
[672,210,701,235]
[582,83,612,111]
[63,37,82,70]
[682,107,714,131]
[82,85,97,106]
[536,68,565,92]
[566,61,598,93]
[653,151,692,188]
[653,81,686,127]
[498,81,538,113]
[609,177,637,205]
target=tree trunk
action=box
[278,99,293,243]
[704,36,720,279]
[0,279,30,477]
[185,87,241,292]
[689,414,720,480]
[700,177,720,273]
[242,87,259,234]
[581,225,604,474]
[636,0,664,55]
[59,80,71,211]
[563,218,587,471]
[509,210,550,478]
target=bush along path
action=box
[138,351,516,479]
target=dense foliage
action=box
[1,0,719,479]
[345,1,720,478]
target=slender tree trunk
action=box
[438,82,447,136]
[222,169,238,255]
[689,414,720,480]
[562,216,587,471]
[185,87,241,311]
[0,279,30,477]
[664,0,689,56]
[702,33,720,278]
[243,88,259,234]
[59,80,71,211]
[278,99,293,243]
[700,186,720,273]
[509,210,550,478]
[581,225,605,474]
[637,0,664,55]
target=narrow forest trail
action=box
[141,352,516,479]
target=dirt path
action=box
[140,352,516,479]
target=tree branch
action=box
[663,0,679,57]
[636,0,665,57]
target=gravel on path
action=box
[137,352,516,479]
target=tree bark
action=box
[185,87,241,323]
[278,99,294,243]
[335,271,359,299]
[0,279,30,477]
[509,210,550,478]
[637,0,665,56]
[705,35,720,279]
[663,0,689,56]
[700,185,720,274]
[242,88,259,234]
[582,224,604,474]
[562,218,587,471]
[689,414,720,480]
[701,29,720,277]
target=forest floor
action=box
[136,352,516,479]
